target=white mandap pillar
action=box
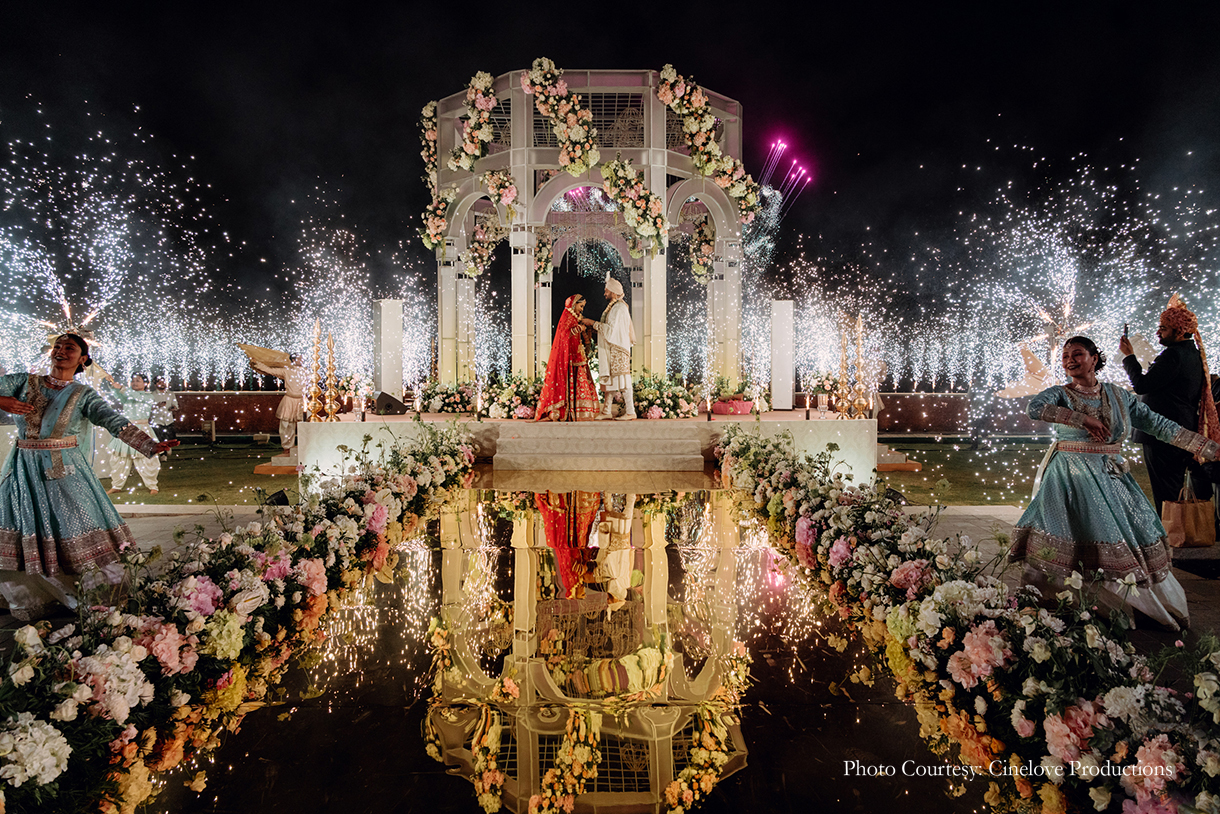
[536,268,553,373]
[509,226,536,377]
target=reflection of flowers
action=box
[521,58,601,177]
[664,706,733,814]
[529,708,603,814]
[448,71,498,172]
[715,422,1220,814]
[600,157,669,256]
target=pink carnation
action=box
[889,559,932,600]
[828,536,853,568]
[646,405,664,420]
[256,550,293,582]
[514,404,534,419]
[175,575,223,617]
[294,558,328,598]
[367,503,389,535]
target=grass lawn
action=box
[106,442,300,507]
[877,440,1156,508]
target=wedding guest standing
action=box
[251,354,308,456]
[0,335,176,620]
[152,377,179,457]
[1119,301,1218,512]
[106,374,161,495]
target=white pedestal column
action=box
[771,299,794,410]
[510,228,535,376]
[722,239,743,382]
[372,299,403,400]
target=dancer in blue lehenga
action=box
[1009,337,1219,631]
[0,334,177,619]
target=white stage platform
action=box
[298,414,877,480]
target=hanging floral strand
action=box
[521,58,601,177]
[600,157,669,258]
[656,64,762,224]
[481,170,518,222]
[689,215,716,283]
[534,231,553,282]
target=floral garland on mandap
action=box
[534,231,554,282]
[0,425,477,814]
[448,71,499,173]
[420,186,456,251]
[688,215,716,284]
[420,101,440,191]
[714,423,1220,814]
[600,157,669,258]
[521,58,600,177]
[459,223,502,276]
[656,64,761,224]
[480,170,518,222]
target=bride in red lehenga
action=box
[535,294,600,421]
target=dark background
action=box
[3,1,1219,297]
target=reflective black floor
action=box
[151,490,985,814]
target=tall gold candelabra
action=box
[324,333,340,422]
[833,328,852,418]
[306,319,324,422]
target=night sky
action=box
[4,2,1219,291]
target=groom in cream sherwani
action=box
[582,277,636,420]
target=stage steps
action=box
[494,421,706,471]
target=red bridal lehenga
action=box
[535,295,600,422]
[534,491,600,599]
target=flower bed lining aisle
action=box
[714,423,1220,814]
[0,425,477,814]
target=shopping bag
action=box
[1161,477,1216,548]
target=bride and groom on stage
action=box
[535,277,637,422]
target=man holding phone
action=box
[1120,304,1213,513]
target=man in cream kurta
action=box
[585,278,636,420]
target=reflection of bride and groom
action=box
[535,277,637,422]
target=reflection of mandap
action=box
[427,490,750,813]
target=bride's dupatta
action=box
[536,295,600,421]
